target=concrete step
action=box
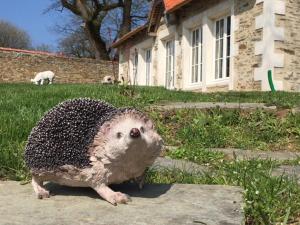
[272,165,300,184]
[164,146,300,162]
[210,148,300,161]
[152,157,209,174]
[0,181,243,225]
[152,102,277,111]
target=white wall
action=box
[156,25,176,88]
[128,38,154,86]
[119,0,238,91]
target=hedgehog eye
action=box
[140,126,145,133]
[116,132,123,139]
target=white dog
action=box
[31,71,55,85]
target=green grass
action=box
[0,84,300,224]
[149,109,300,152]
[0,83,299,178]
[146,159,300,225]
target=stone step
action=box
[272,166,300,184]
[164,147,300,161]
[154,157,300,186]
[152,157,209,174]
[210,148,300,161]
[152,102,277,111]
[0,181,243,225]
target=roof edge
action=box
[164,0,192,13]
[111,24,148,48]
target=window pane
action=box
[215,16,232,80]
[195,65,198,82]
[195,46,199,64]
[226,58,230,78]
[216,41,219,59]
[220,39,223,59]
[220,19,224,38]
[200,64,202,81]
[166,40,175,88]
[215,60,219,79]
[227,36,231,57]
[219,59,223,78]
[227,16,231,35]
[200,28,203,44]
[216,20,220,38]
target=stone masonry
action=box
[275,0,300,91]
[234,0,262,91]
[0,49,117,83]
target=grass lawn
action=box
[0,83,300,224]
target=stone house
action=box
[112,0,300,92]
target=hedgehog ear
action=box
[144,118,154,129]
[101,123,111,135]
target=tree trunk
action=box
[84,21,110,60]
[119,0,132,37]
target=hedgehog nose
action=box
[130,128,140,138]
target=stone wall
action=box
[275,0,300,91]
[234,0,262,91]
[0,49,117,83]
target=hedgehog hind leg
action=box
[134,172,146,190]
[31,176,50,199]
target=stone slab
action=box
[152,157,209,174]
[272,166,300,184]
[152,102,276,111]
[0,181,243,225]
[210,148,300,161]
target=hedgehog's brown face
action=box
[103,115,163,162]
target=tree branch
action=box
[60,0,81,15]
[131,14,148,19]
[102,1,124,11]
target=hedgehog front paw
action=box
[31,176,50,199]
[103,191,131,206]
[114,192,131,204]
[93,185,131,206]
[37,189,50,199]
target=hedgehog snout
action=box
[130,128,140,138]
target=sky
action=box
[0,0,66,50]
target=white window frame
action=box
[214,15,231,80]
[145,48,152,86]
[190,27,203,84]
[165,39,175,89]
[133,50,139,85]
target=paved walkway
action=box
[0,181,243,225]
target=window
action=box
[145,49,152,86]
[191,27,203,83]
[133,50,139,85]
[166,40,175,89]
[215,16,231,79]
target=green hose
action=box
[268,70,276,92]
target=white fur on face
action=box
[97,116,162,184]
[105,117,161,157]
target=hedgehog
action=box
[24,98,163,205]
